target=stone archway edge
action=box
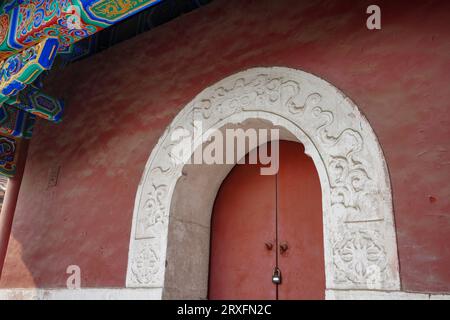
[126,67,401,296]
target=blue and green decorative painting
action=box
[0,0,161,60]
[0,134,17,177]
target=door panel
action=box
[209,141,325,300]
[208,160,277,300]
[277,141,325,299]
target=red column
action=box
[0,139,29,276]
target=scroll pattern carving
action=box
[136,184,168,238]
[127,67,400,291]
[313,107,381,222]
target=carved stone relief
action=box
[126,67,400,294]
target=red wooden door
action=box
[208,159,277,300]
[208,141,325,300]
[277,142,325,299]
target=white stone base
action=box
[0,288,162,300]
[325,289,449,300]
[0,288,448,300]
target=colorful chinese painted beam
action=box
[0,37,59,102]
[0,134,18,177]
[0,0,161,60]
[5,86,64,123]
[0,109,34,178]
[58,36,95,63]
[78,0,162,25]
[0,104,36,138]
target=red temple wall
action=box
[0,0,449,292]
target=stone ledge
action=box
[326,289,450,300]
[0,288,162,300]
[0,287,448,300]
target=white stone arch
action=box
[126,67,400,299]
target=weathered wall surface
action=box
[0,0,449,292]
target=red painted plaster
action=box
[0,0,449,292]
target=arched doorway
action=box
[209,141,325,300]
[126,67,400,299]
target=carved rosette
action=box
[127,67,400,292]
[128,239,162,287]
[332,229,389,289]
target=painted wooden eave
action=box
[0,0,162,60]
[0,0,162,178]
